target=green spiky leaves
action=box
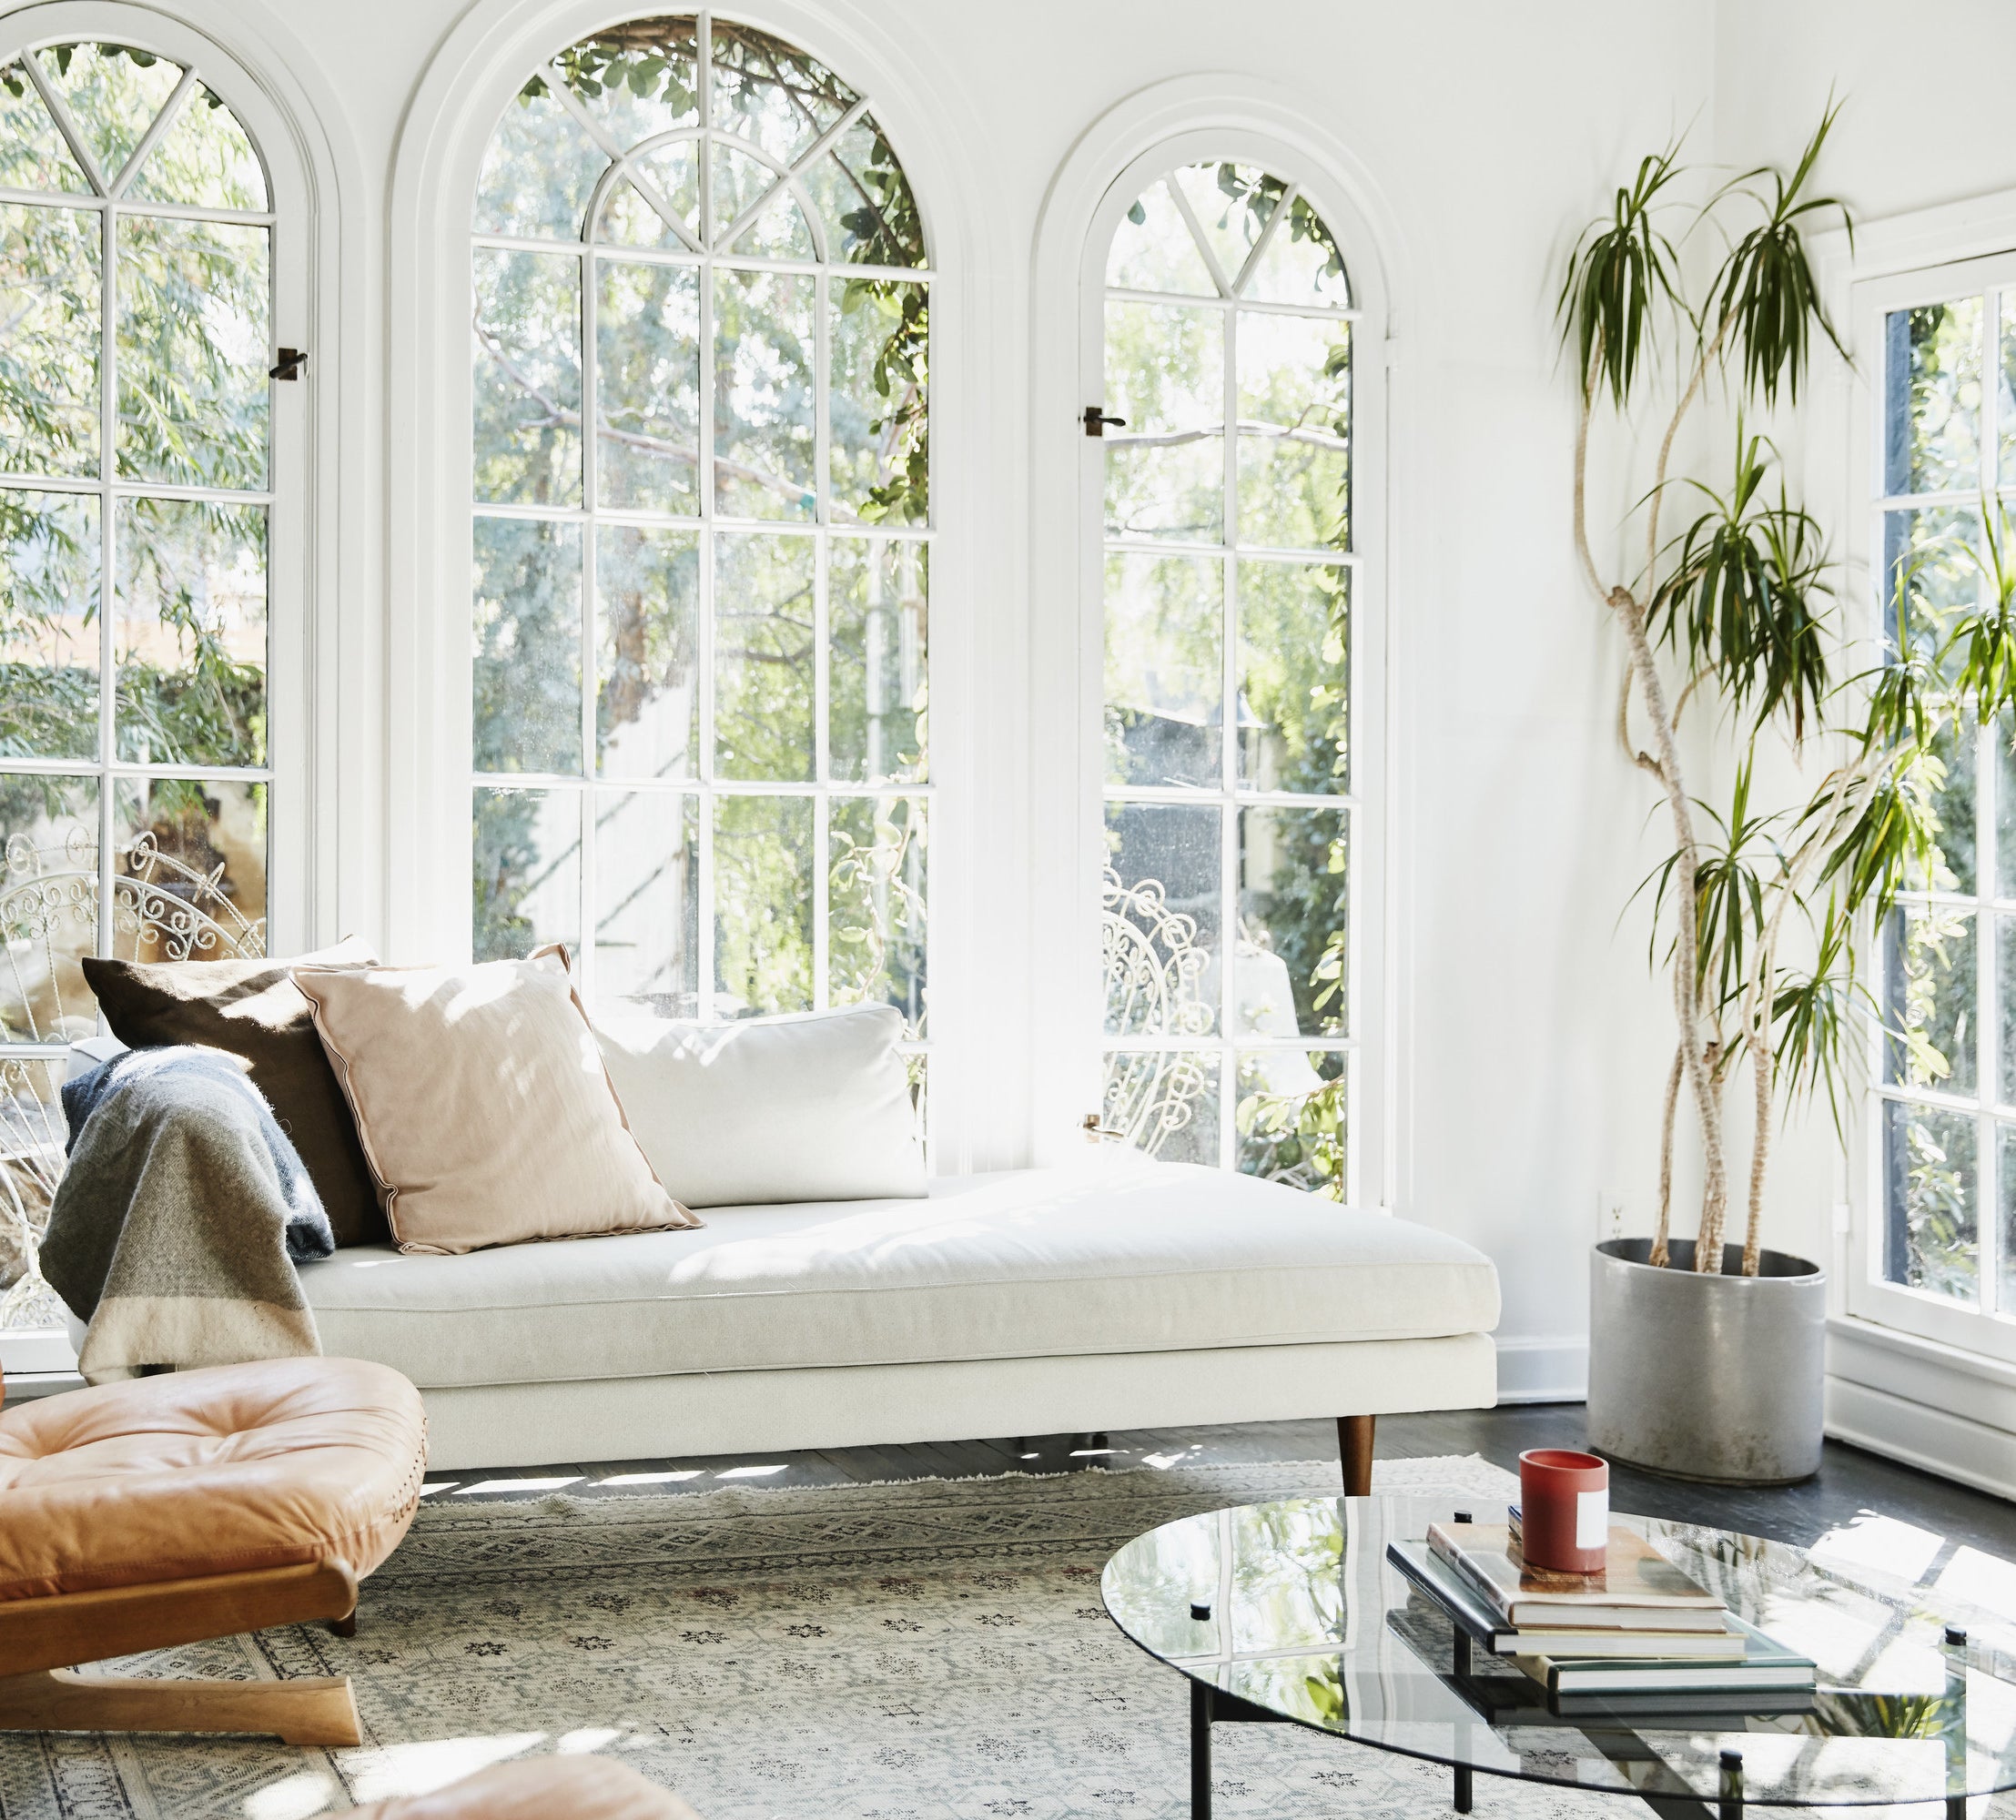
[1650,429,1831,738]
[1557,148,1686,409]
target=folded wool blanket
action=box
[41,1045,335,1382]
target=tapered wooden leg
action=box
[0,1668,361,1747]
[1338,1414,1375,1498]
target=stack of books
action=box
[1387,1515,1815,1704]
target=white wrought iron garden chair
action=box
[1098,865,1216,1157]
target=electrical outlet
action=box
[1597,1188,1628,1242]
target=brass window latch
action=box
[1082,1112,1126,1142]
[1082,405,1127,438]
[269,348,307,380]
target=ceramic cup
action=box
[1518,1447,1609,1573]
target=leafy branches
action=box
[1707,103,1849,406]
[1563,114,1861,1275]
[1650,430,1830,737]
[1558,148,1687,410]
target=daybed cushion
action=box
[595,1003,925,1207]
[298,1160,1500,1390]
[295,956,697,1255]
[82,937,386,1246]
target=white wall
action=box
[97,0,1741,1390]
[1716,0,2016,222]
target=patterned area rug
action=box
[0,1452,1658,1820]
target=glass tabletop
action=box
[1101,1495,2016,1809]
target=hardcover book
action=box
[1386,1542,1740,1655]
[1425,1521,1722,1627]
[1517,1615,1816,1696]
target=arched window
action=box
[1094,160,1357,1196]
[0,37,276,1289]
[469,13,930,1077]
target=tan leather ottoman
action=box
[0,1357,426,1744]
[339,1758,699,1819]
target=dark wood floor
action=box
[423,1401,2016,1559]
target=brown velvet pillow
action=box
[80,937,388,1247]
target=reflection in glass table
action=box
[1100,1496,2016,1820]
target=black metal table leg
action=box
[1454,1763,1474,1814]
[1190,1679,1212,1820]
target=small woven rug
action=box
[0,1452,1661,1820]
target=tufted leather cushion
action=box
[0,1358,426,1602]
[339,1758,698,1820]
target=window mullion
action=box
[108,66,198,200]
[814,263,831,1012]
[580,240,599,1006]
[96,199,117,963]
[1220,278,1239,1170]
[20,53,106,196]
[1975,288,2000,1314]
[1974,710,1994,1313]
[697,232,716,1021]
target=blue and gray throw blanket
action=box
[41,1046,334,1382]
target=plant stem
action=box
[1651,1043,1682,1269]
[1743,1026,1770,1276]
[1576,330,1730,1269]
[1616,581,1728,1266]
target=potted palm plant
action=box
[1565,113,2016,1482]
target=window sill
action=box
[0,1328,79,1376]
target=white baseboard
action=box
[1825,1319,2016,1502]
[1493,1335,1588,1405]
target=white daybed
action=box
[295,1158,1500,1473]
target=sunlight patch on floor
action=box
[241,1770,335,1820]
[337,1733,546,1803]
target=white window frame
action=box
[0,0,348,1374]
[1849,248,2016,1369]
[0,5,315,952]
[1084,145,1372,1188]
[466,15,934,1077]
[389,0,1016,1174]
[1028,104,1393,1198]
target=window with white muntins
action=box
[1863,251,2016,1363]
[1093,162,1357,1196]
[469,14,930,1105]
[0,38,279,1330]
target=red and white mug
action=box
[1517,1448,1609,1573]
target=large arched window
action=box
[0,36,277,1307]
[1094,160,1358,1196]
[469,12,930,1097]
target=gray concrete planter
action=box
[1586,1239,1826,1485]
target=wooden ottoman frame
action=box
[0,1358,431,1748]
[0,1554,364,1745]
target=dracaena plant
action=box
[1563,109,2016,1276]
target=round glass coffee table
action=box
[1102,1495,2016,1820]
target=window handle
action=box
[1083,1112,1126,1142]
[269,347,307,380]
[1082,405,1127,438]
